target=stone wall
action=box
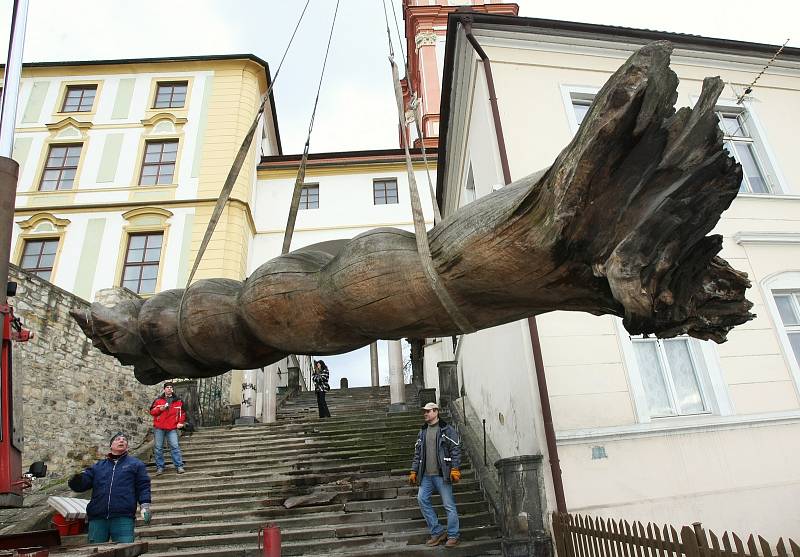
[9,265,156,475]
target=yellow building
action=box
[8,54,280,301]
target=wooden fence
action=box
[552,513,799,557]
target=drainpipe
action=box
[462,19,567,514]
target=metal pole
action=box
[0,0,29,158]
[482,418,487,466]
[0,160,17,306]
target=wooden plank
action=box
[682,526,701,557]
[651,521,666,557]
[732,533,746,557]
[590,516,604,557]
[789,538,800,557]
[577,514,590,557]
[606,518,620,557]
[708,529,722,557]
[694,523,711,557]
[776,538,789,557]
[669,526,683,557]
[634,522,647,557]
[747,535,760,557]
[612,517,629,557]
[721,532,735,557]
[760,536,774,557]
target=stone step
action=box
[147,488,487,517]
[145,499,490,529]
[148,478,483,508]
[136,385,495,557]
[150,470,476,503]
[179,431,420,457]
[188,418,420,437]
[140,519,497,555]
[142,537,500,557]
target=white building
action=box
[426,10,800,540]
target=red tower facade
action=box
[400,1,519,148]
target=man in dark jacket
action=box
[409,402,462,547]
[68,432,151,543]
[149,382,187,475]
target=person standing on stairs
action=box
[312,360,332,418]
[149,382,187,475]
[409,402,462,548]
[68,432,152,543]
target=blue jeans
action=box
[417,474,459,539]
[88,516,135,543]
[153,428,183,469]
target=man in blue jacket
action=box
[409,402,462,548]
[68,432,152,543]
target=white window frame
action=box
[460,162,476,208]
[560,85,601,135]
[696,95,788,195]
[763,271,800,397]
[615,319,732,423]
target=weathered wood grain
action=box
[71,42,754,383]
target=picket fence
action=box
[552,513,799,557]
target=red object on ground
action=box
[0,305,23,508]
[258,523,281,557]
[51,513,84,536]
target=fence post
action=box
[552,513,568,557]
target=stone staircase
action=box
[137,385,502,556]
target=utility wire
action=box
[184,0,311,288]
[737,38,790,104]
[282,0,342,254]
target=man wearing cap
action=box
[68,432,151,543]
[409,402,462,548]
[149,382,187,475]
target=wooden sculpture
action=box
[71,42,754,384]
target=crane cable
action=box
[184,0,312,288]
[282,0,341,254]
[380,0,474,334]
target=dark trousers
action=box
[316,390,331,418]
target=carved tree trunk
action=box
[72,42,753,384]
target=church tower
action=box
[400,1,519,148]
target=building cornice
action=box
[436,12,800,212]
[734,232,800,245]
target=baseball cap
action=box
[422,402,439,411]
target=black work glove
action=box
[67,472,85,492]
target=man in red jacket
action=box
[149,382,186,475]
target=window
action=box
[464,164,476,205]
[61,85,97,112]
[39,144,81,191]
[773,291,800,368]
[140,140,178,185]
[154,81,188,109]
[373,179,398,205]
[20,239,59,280]
[572,99,591,126]
[299,185,319,209]
[122,233,163,295]
[716,110,771,193]
[631,337,709,418]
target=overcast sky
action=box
[0,1,794,387]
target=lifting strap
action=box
[385,0,441,224]
[282,0,341,255]
[381,0,474,334]
[184,1,311,288]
